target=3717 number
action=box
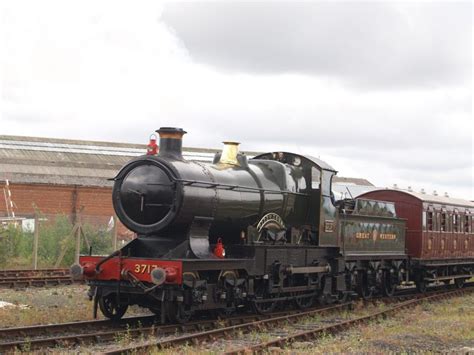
[134,264,158,274]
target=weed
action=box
[0,213,116,269]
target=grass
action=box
[154,293,474,354]
[285,293,474,353]
[0,284,150,327]
[0,286,472,354]
[0,284,93,326]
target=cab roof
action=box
[253,152,337,172]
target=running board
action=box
[424,274,472,282]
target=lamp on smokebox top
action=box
[146,134,159,155]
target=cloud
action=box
[0,1,472,200]
[162,2,472,89]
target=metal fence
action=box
[0,213,135,269]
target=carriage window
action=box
[311,167,321,189]
[441,213,447,232]
[464,215,470,233]
[453,214,459,233]
[426,211,433,231]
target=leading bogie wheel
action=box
[166,302,193,324]
[149,307,161,317]
[98,294,128,320]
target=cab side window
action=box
[311,167,321,190]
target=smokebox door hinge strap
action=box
[189,216,216,259]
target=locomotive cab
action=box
[253,152,339,247]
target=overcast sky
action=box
[0,1,472,199]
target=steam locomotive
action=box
[74,127,473,322]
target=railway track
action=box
[224,286,474,354]
[0,307,314,352]
[0,284,471,353]
[0,315,157,352]
[104,284,473,354]
[0,268,70,278]
[0,268,76,288]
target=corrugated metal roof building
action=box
[0,135,233,188]
[332,177,377,200]
[0,134,375,231]
[0,135,261,232]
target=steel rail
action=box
[0,276,77,288]
[103,285,473,355]
[0,268,70,278]
[0,316,156,353]
[0,315,155,341]
[0,268,76,288]
[103,303,352,355]
[0,307,311,352]
[0,283,470,352]
[225,286,474,354]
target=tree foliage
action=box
[0,214,115,268]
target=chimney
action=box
[444,192,449,198]
[407,186,413,192]
[156,127,186,159]
[420,188,426,194]
[433,190,438,196]
[219,141,240,166]
[393,184,398,189]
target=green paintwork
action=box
[339,214,405,256]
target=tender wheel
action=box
[357,271,373,299]
[416,279,427,293]
[454,278,465,289]
[98,294,128,320]
[294,292,315,310]
[382,271,396,297]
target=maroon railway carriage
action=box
[359,189,474,290]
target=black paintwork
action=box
[89,128,441,322]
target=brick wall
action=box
[0,183,113,217]
[0,183,133,237]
